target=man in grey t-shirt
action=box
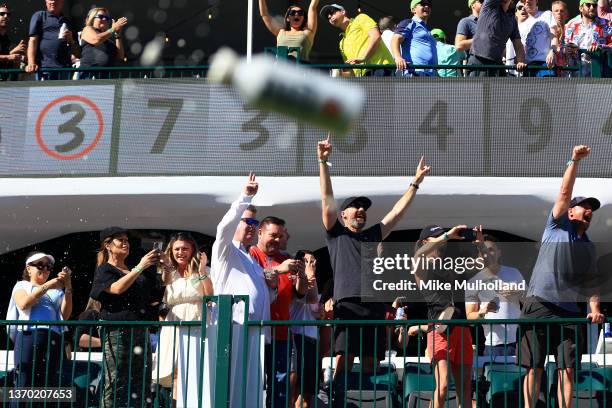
[469,0,527,76]
[520,145,605,408]
[455,0,482,54]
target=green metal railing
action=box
[1,296,611,408]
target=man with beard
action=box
[249,216,307,408]
[520,145,605,408]
[317,134,430,405]
[0,4,26,81]
[211,172,277,407]
[564,0,612,77]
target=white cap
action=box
[207,47,239,85]
[25,252,55,266]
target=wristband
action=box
[109,28,116,35]
[132,266,143,274]
[410,183,419,190]
[443,233,450,241]
[566,159,577,167]
[318,159,332,167]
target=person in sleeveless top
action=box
[79,7,126,78]
[258,0,319,62]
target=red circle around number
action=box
[35,95,104,160]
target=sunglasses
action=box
[29,262,53,270]
[241,218,260,227]
[516,5,524,10]
[0,12,11,17]
[288,9,305,16]
[418,2,432,7]
[94,14,110,21]
[583,3,596,7]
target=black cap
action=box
[100,226,129,242]
[320,3,345,18]
[570,196,601,211]
[340,196,372,211]
[418,224,447,240]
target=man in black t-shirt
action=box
[317,134,431,404]
[0,4,26,80]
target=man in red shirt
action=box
[249,216,307,408]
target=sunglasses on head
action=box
[94,14,110,21]
[0,12,11,17]
[29,262,53,271]
[241,218,260,227]
[288,9,305,16]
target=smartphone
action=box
[490,297,500,312]
[458,228,476,242]
[153,241,164,252]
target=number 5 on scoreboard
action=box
[148,97,184,154]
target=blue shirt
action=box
[10,280,65,333]
[29,10,72,68]
[527,210,597,312]
[395,16,438,76]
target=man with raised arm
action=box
[317,134,430,405]
[520,145,605,408]
[211,172,277,408]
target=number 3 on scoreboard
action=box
[148,97,184,154]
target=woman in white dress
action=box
[154,232,213,407]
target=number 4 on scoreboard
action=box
[148,97,184,154]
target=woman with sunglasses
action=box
[79,7,127,78]
[7,252,73,389]
[89,227,159,408]
[258,0,319,62]
[154,232,213,406]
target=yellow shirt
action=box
[339,14,393,76]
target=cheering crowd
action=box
[6,137,607,407]
[3,0,612,80]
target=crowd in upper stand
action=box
[2,0,612,80]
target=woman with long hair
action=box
[154,232,214,407]
[7,252,72,388]
[89,227,159,408]
[258,0,319,62]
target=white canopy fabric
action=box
[1,176,610,254]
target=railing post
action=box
[213,295,234,408]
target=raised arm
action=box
[106,251,158,294]
[306,0,319,34]
[317,134,337,231]
[380,156,431,239]
[552,145,590,219]
[258,0,283,36]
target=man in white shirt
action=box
[505,1,558,75]
[210,172,276,407]
[466,233,525,357]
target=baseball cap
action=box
[100,226,129,242]
[320,3,345,18]
[431,28,446,41]
[340,196,372,211]
[570,196,601,211]
[418,225,447,240]
[468,0,481,7]
[580,0,597,5]
[411,0,431,9]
